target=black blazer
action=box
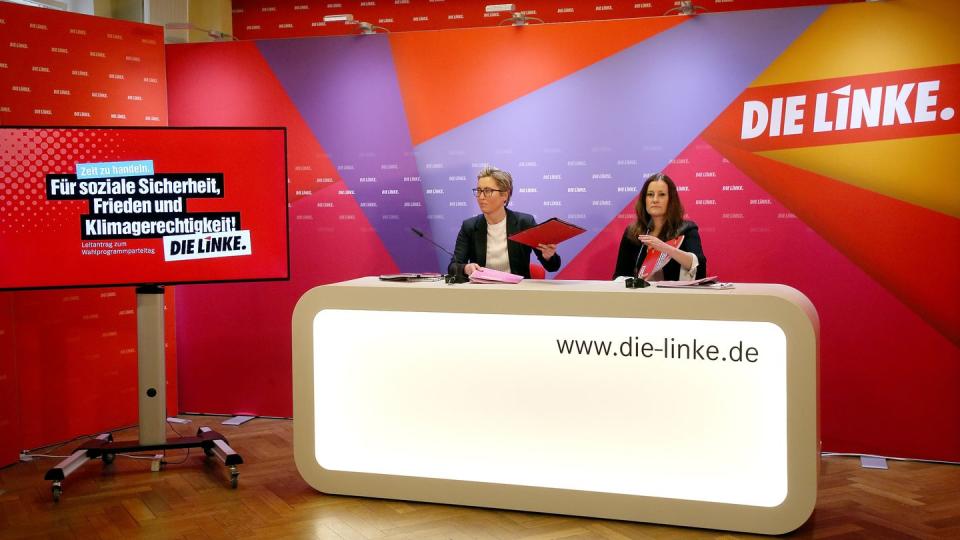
[612,220,707,281]
[448,209,561,278]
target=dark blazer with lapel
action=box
[448,208,561,278]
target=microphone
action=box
[410,227,455,258]
[409,227,466,283]
[634,222,652,274]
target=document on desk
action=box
[655,276,734,289]
[508,217,586,248]
[378,273,444,282]
[469,268,523,284]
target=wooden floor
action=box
[1,416,957,539]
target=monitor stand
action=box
[43,285,243,502]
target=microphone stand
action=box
[410,227,467,283]
[629,224,652,289]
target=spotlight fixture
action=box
[664,1,706,16]
[322,14,387,35]
[323,14,355,23]
[485,4,516,13]
[4,0,66,9]
[486,3,543,27]
[357,21,389,34]
[163,22,235,41]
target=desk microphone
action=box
[631,223,652,289]
[410,227,455,258]
[634,223,652,274]
[409,227,466,283]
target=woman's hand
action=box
[464,263,481,276]
[638,235,694,271]
[538,243,558,260]
[637,235,671,254]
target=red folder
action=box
[637,235,684,279]
[508,218,586,248]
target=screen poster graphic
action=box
[0,127,289,290]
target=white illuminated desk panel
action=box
[292,277,819,534]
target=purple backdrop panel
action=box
[256,35,433,272]
[414,7,825,273]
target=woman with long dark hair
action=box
[612,173,706,281]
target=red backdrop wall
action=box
[0,3,173,467]
[167,0,960,463]
[1,0,954,467]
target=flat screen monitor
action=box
[0,126,289,290]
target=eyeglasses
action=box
[472,187,505,198]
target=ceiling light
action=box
[485,4,516,13]
[487,4,543,27]
[664,1,706,16]
[163,22,234,41]
[323,14,355,23]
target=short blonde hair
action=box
[476,166,513,205]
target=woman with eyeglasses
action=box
[448,166,561,279]
[612,172,707,281]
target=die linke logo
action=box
[164,230,252,262]
[726,65,958,150]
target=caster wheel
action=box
[52,484,62,503]
[102,453,115,465]
[229,466,239,489]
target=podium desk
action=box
[292,278,819,535]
